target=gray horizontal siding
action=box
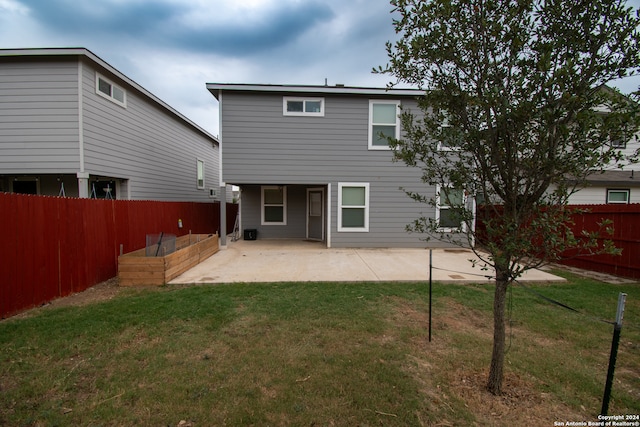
[81,61,219,201]
[221,93,422,184]
[223,94,372,184]
[238,181,440,248]
[0,60,80,173]
[222,91,447,248]
[240,185,307,239]
[330,181,438,248]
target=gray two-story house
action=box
[207,83,464,248]
[0,48,220,201]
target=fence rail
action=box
[0,193,238,318]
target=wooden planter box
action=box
[118,234,219,286]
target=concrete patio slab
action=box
[170,239,564,284]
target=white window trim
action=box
[368,100,400,150]
[338,182,370,232]
[436,184,467,233]
[283,97,325,117]
[606,188,630,204]
[437,113,462,152]
[327,183,332,248]
[196,158,205,189]
[95,73,126,107]
[261,185,287,225]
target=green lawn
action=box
[1,272,638,426]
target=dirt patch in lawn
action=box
[8,277,123,320]
[395,298,586,426]
[51,277,122,307]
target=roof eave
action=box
[206,83,423,100]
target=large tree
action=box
[377,0,640,394]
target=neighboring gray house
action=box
[207,83,461,248]
[0,48,220,201]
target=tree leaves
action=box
[379,0,640,394]
[379,0,640,274]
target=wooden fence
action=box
[558,204,640,279]
[476,204,640,280]
[0,193,238,318]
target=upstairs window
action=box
[96,73,126,107]
[611,138,627,149]
[283,97,324,116]
[437,111,462,151]
[605,116,630,149]
[369,100,400,150]
[196,159,205,189]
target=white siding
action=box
[567,187,608,205]
[568,186,639,204]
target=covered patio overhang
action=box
[232,183,330,246]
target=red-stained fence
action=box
[476,204,640,280]
[0,193,238,318]
[558,204,640,280]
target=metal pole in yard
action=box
[155,232,164,257]
[429,249,433,342]
[600,292,627,416]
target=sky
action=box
[1,0,639,137]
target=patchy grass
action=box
[0,274,638,426]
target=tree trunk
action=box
[487,270,510,395]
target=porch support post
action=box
[219,185,227,248]
[77,172,89,198]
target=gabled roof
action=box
[206,83,423,100]
[0,47,218,145]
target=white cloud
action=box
[0,0,28,13]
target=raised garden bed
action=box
[118,234,219,286]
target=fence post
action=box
[600,292,627,416]
[429,249,433,343]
